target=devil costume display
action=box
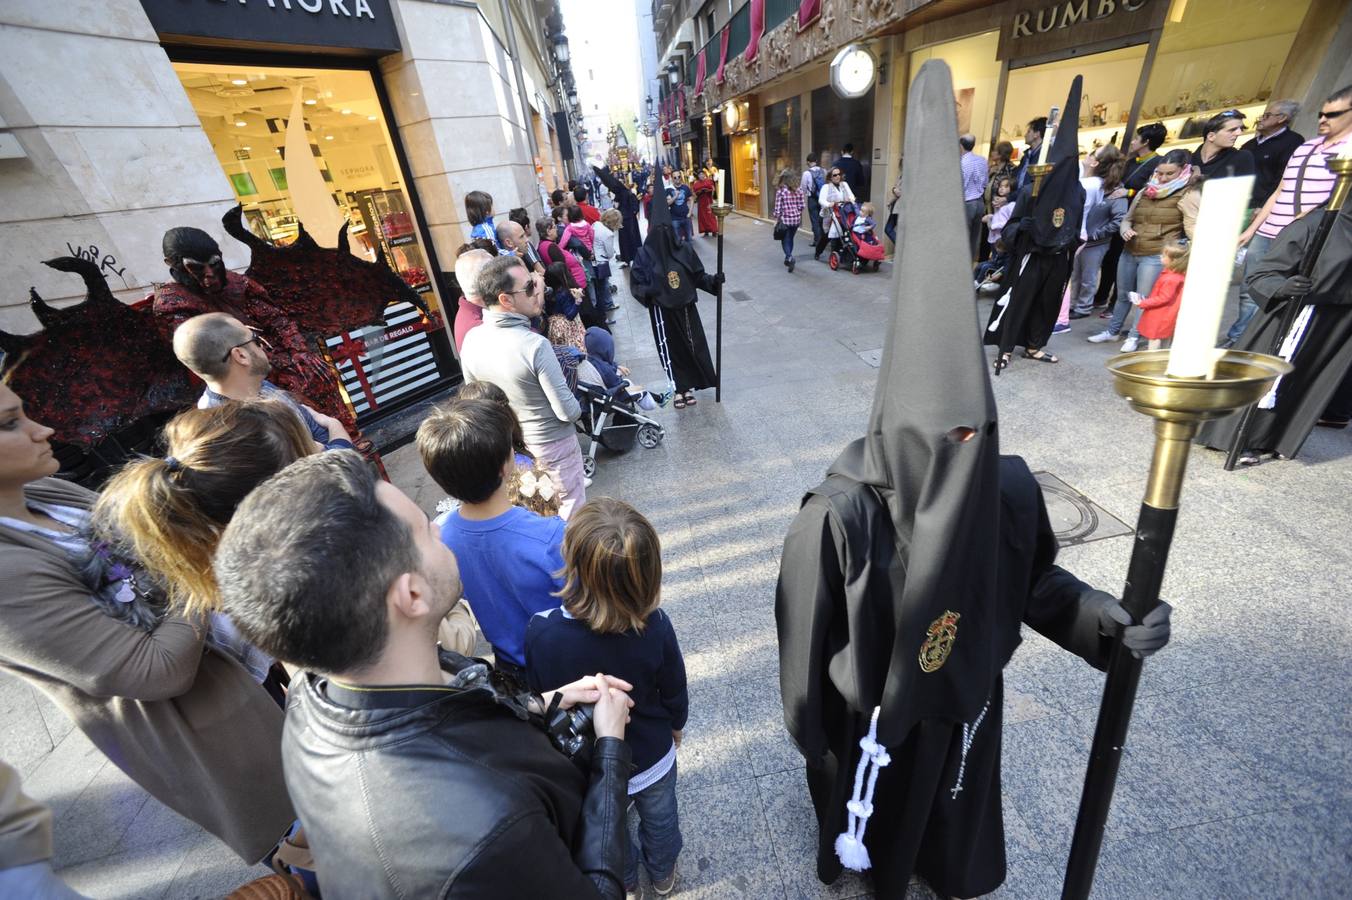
[986,77,1086,368]
[629,175,720,394]
[594,166,643,264]
[151,225,348,424]
[775,62,1171,899]
[1197,199,1352,459]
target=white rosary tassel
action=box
[835,706,891,872]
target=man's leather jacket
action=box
[281,668,631,899]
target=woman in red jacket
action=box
[691,162,718,237]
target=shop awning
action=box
[798,0,820,31]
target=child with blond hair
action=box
[1130,240,1190,350]
[525,498,687,896]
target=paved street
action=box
[5,213,1351,898]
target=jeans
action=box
[884,212,897,246]
[1106,252,1164,338]
[1068,241,1111,315]
[975,251,1006,283]
[806,196,824,244]
[965,199,985,261]
[525,433,586,520]
[672,217,693,243]
[1226,233,1272,343]
[624,761,682,888]
[780,226,797,261]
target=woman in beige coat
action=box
[0,385,297,863]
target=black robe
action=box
[777,456,1113,898]
[630,245,717,391]
[1197,207,1352,458]
[594,166,643,263]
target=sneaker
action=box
[652,864,678,895]
[1120,336,1140,352]
[1087,331,1118,343]
[1098,310,1112,318]
[787,258,795,273]
[1217,338,1235,349]
[583,476,593,488]
[1051,323,1071,335]
[1069,310,1090,319]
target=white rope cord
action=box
[1258,303,1314,409]
[651,306,679,397]
[835,706,891,872]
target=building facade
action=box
[650,0,1350,220]
[1,0,580,429]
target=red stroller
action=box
[828,202,886,274]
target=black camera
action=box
[544,701,595,768]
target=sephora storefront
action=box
[144,1,457,425]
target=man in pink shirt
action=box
[1223,85,1352,347]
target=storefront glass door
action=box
[730,133,761,216]
[763,97,801,199]
[811,85,874,200]
[173,61,451,423]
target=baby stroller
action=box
[828,202,886,274]
[574,381,666,479]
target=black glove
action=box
[1099,600,1172,658]
[713,271,726,287]
[1280,275,1313,297]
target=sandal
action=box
[1238,451,1262,467]
[1022,349,1059,364]
[684,391,697,407]
[672,394,688,410]
[993,353,1011,376]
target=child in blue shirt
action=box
[526,498,687,894]
[416,394,563,681]
[465,189,498,247]
[666,174,694,244]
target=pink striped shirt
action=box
[1258,134,1351,239]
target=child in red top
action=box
[1130,240,1189,350]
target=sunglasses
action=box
[1318,107,1352,120]
[222,327,271,363]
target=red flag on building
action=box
[715,27,730,84]
[798,0,820,30]
[695,50,707,95]
[745,0,765,62]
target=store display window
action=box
[173,61,452,422]
[811,85,874,199]
[730,133,761,216]
[763,97,801,197]
[1138,0,1313,154]
[1003,44,1149,163]
[908,31,1002,156]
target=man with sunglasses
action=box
[1224,85,1352,347]
[152,226,337,424]
[172,312,354,452]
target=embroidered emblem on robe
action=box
[918,610,961,673]
[1052,208,1065,228]
[667,271,681,289]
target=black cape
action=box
[630,244,717,391]
[594,166,642,262]
[777,455,1114,897]
[1198,204,1352,458]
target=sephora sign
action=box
[141,0,402,54]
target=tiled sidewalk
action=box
[6,214,1349,897]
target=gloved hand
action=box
[713,271,726,287]
[1099,600,1172,658]
[1280,275,1313,297]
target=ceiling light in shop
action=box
[367,115,378,121]
[341,109,352,115]
[324,135,334,140]
[231,78,248,86]
[235,120,247,127]
[242,146,252,151]
[305,98,317,106]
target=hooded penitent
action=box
[1017,75,1085,254]
[641,172,705,309]
[817,59,1001,746]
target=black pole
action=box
[1061,502,1178,900]
[1223,202,1341,469]
[715,215,725,403]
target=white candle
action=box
[1166,174,1255,378]
[715,169,725,206]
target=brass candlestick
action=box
[711,202,733,402]
[1061,348,1292,900]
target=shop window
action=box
[811,85,874,199]
[174,62,450,421]
[763,97,801,197]
[908,31,1001,157]
[1140,0,1313,154]
[1003,44,1149,162]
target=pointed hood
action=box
[826,59,1001,742]
[642,176,705,308]
[1023,75,1085,252]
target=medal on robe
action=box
[1052,208,1065,228]
[667,270,681,289]
[918,610,960,672]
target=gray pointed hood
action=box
[825,59,1002,742]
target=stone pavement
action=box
[5,213,1350,898]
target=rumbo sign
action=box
[996,0,1165,60]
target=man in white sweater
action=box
[461,255,587,518]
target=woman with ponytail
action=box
[0,389,304,867]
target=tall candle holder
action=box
[711,202,733,403]
[1060,348,1292,899]
[1027,162,1055,198]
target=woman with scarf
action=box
[630,179,722,409]
[0,391,302,868]
[1089,149,1200,350]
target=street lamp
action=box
[550,33,570,65]
[567,86,578,107]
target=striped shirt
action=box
[773,186,805,225]
[1258,134,1351,239]
[961,151,988,201]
